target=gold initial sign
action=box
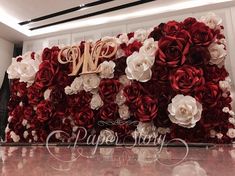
[58,39,117,76]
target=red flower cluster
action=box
[6,15,233,144]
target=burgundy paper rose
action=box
[190,22,214,46]
[157,36,190,67]
[183,17,197,29]
[135,96,158,122]
[121,40,142,57]
[99,103,118,121]
[27,84,43,105]
[196,82,221,107]
[23,106,35,120]
[123,82,143,102]
[67,90,92,109]
[170,65,205,94]
[35,61,58,88]
[163,21,182,35]
[36,100,53,122]
[49,86,66,105]
[188,46,210,66]
[99,79,121,103]
[42,46,60,64]
[74,107,95,129]
[148,25,164,41]
[204,65,228,83]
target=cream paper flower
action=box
[168,94,202,128]
[133,29,148,42]
[7,52,41,86]
[98,129,116,143]
[139,38,158,58]
[118,104,130,120]
[219,77,231,92]
[208,42,226,67]
[125,52,154,82]
[115,90,126,105]
[200,12,222,29]
[81,74,100,92]
[132,122,158,139]
[119,75,131,86]
[90,94,103,110]
[99,61,116,79]
[227,128,235,138]
[117,33,129,44]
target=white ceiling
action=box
[0,0,234,44]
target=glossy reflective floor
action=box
[0,144,235,176]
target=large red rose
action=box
[99,103,118,121]
[42,46,60,64]
[35,61,58,88]
[49,86,66,105]
[190,22,214,46]
[73,107,95,129]
[23,106,35,120]
[170,65,205,94]
[183,17,197,29]
[157,35,190,67]
[148,25,164,41]
[99,79,121,103]
[123,82,143,102]
[67,90,92,109]
[135,96,158,122]
[36,100,53,122]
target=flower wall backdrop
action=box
[6,13,235,143]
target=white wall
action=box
[0,38,14,87]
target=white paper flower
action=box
[7,57,21,79]
[219,77,231,92]
[139,38,158,58]
[10,131,20,142]
[118,104,130,120]
[23,131,29,139]
[227,128,235,138]
[132,122,158,139]
[172,161,207,176]
[117,33,129,44]
[70,76,83,92]
[99,61,116,79]
[168,95,202,128]
[125,52,154,82]
[90,94,103,110]
[208,42,226,67]
[82,74,100,92]
[64,86,74,95]
[134,29,148,42]
[115,90,126,105]
[99,129,116,143]
[200,12,222,29]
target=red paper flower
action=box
[74,107,95,129]
[170,65,205,94]
[42,46,60,64]
[35,61,58,88]
[190,22,214,46]
[99,79,121,103]
[99,103,118,121]
[121,40,142,56]
[157,35,190,67]
[123,82,143,102]
[36,100,53,122]
[135,96,158,122]
[188,46,210,66]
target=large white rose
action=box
[139,38,158,58]
[125,52,154,82]
[81,74,100,92]
[99,61,116,79]
[7,52,41,86]
[200,12,222,29]
[208,42,226,67]
[70,77,83,92]
[167,95,202,128]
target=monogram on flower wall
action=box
[6,12,235,144]
[57,39,118,76]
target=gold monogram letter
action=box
[58,39,117,76]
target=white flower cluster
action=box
[168,95,203,128]
[98,129,116,143]
[7,52,41,86]
[219,77,232,97]
[125,38,158,82]
[200,12,222,30]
